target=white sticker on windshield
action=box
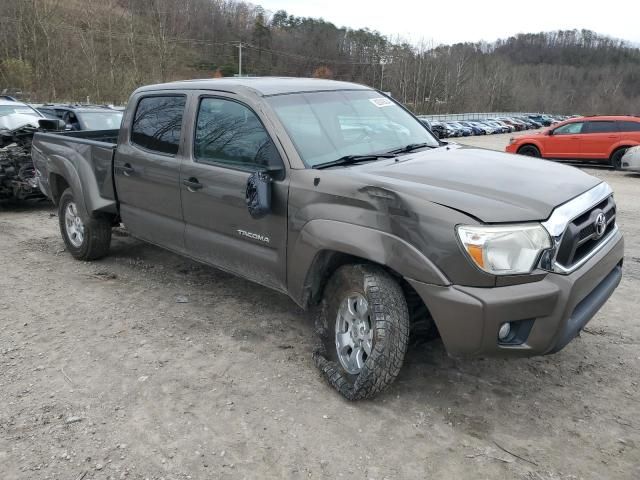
[369,97,393,108]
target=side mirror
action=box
[546,129,553,136]
[38,118,66,131]
[246,170,273,219]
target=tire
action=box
[610,147,628,170]
[312,264,410,400]
[518,144,541,157]
[58,188,112,261]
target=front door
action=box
[544,121,584,159]
[113,94,187,251]
[180,95,289,291]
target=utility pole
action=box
[237,42,243,77]
[379,57,388,90]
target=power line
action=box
[0,16,385,67]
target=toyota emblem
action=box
[594,212,607,239]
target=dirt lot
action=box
[452,131,523,151]
[1,159,639,479]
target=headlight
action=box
[457,224,551,275]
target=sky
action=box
[257,0,640,46]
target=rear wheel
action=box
[518,144,541,157]
[610,147,628,170]
[313,264,410,400]
[59,188,112,261]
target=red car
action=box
[505,115,640,168]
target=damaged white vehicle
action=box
[0,97,60,201]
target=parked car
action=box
[447,121,473,136]
[417,116,444,139]
[515,116,542,128]
[501,117,521,127]
[426,120,449,139]
[466,121,493,135]
[441,122,459,137]
[0,97,43,130]
[506,115,640,168]
[491,119,516,133]
[32,78,624,400]
[620,145,640,173]
[475,121,500,134]
[527,114,554,127]
[458,121,485,135]
[35,104,123,131]
[484,120,509,134]
[1,97,62,201]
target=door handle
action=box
[183,177,203,192]
[121,163,135,176]
[607,136,617,139]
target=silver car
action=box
[621,146,640,173]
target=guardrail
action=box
[417,112,556,121]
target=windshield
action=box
[267,90,439,167]
[0,104,41,118]
[79,111,123,130]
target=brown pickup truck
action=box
[31,78,624,399]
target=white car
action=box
[621,146,640,173]
[0,97,43,131]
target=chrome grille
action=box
[540,183,618,274]
[555,196,616,269]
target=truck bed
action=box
[31,129,120,214]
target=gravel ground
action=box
[1,160,639,479]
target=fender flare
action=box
[288,219,451,307]
[47,155,89,218]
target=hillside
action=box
[0,0,639,114]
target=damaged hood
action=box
[355,145,601,223]
[0,113,41,132]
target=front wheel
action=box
[518,144,541,157]
[59,188,112,260]
[313,264,410,400]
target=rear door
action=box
[544,121,584,158]
[580,121,619,159]
[180,94,289,291]
[113,94,187,252]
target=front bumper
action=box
[504,143,518,153]
[409,230,624,357]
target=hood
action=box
[0,113,40,132]
[354,145,601,223]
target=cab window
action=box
[553,122,584,135]
[194,97,282,171]
[131,95,186,155]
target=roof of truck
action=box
[136,77,372,97]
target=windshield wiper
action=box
[385,142,433,155]
[312,153,396,170]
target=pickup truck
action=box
[32,78,624,400]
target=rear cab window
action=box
[131,95,186,155]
